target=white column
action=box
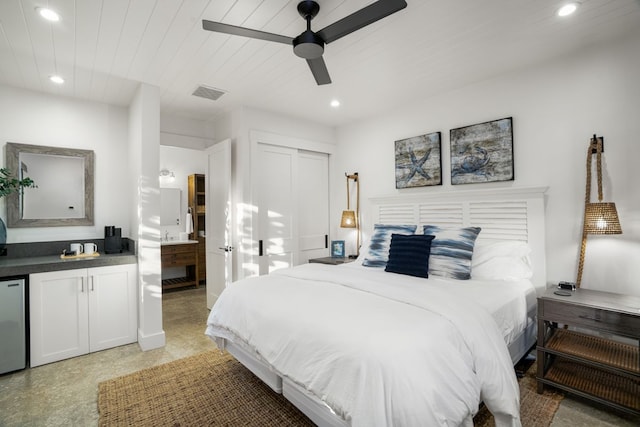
[129,83,165,350]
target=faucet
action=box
[165,231,169,242]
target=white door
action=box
[88,264,138,352]
[206,139,232,309]
[257,144,298,275]
[30,269,90,367]
[297,150,330,263]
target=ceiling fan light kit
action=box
[293,32,324,59]
[202,0,407,85]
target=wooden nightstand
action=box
[308,257,355,265]
[536,287,640,415]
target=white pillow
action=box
[472,240,531,265]
[472,241,533,281]
[472,256,533,280]
[355,238,370,264]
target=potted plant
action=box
[0,168,36,251]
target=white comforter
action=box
[206,263,522,426]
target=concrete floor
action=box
[0,287,213,426]
[0,286,638,426]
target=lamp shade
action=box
[584,202,622,234]
[340,210,357,228]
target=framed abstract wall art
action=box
[450,117,514,185]
[394,132,442,188]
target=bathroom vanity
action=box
[160,240,199,290]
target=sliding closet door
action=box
[256,144,329,275]
[297,150,329,263]
[257,144,298,275]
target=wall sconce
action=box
[159,168,175,183]
[576,135,622,287]
[340,172,360,257]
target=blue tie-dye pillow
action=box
[362,224,417,267]
[422,225,481,280]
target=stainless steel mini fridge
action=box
[0,278,26,374]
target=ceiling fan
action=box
[202,0,408,85]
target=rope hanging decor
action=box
[576,135,622,287]
[340,173,360,256]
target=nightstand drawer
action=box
[308,257,354,265]
[543,300,640,337]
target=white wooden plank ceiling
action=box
[0,0,638,127]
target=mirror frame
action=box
[6,142,95,227]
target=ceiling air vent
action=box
[192,85,225,101]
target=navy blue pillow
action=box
[384,234,435,278]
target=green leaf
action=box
[0,168,37,198]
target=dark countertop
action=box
[0,238,137,278]
[0,252,137,277]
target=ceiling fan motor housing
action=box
[293,1,324,59]
[293,31,324,59]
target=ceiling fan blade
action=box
[306,57,332,85]
[317,0,407,44]
[202,20,293,45]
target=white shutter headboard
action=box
[370,186,548,292]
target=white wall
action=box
[333,30,640,296]
[160,113,215,150]
[0,85,130,243]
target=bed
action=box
[206,186,547,426]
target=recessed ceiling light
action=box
[330,99,340,108]
[49,75,64,84]
[557,3,579,17]
[36,7,60,22]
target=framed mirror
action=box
[6,142,94,227]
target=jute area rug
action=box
[98,351,564,426]
[473,358,565,427]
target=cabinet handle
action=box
[325,235,328,249]
[81,277,85,293]
[90,276,95,291]
[259,240,264,256]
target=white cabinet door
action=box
[30,269,90,367]
[30,264,138,367]
[88,264,137,352]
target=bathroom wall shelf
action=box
[188,174,206,284]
